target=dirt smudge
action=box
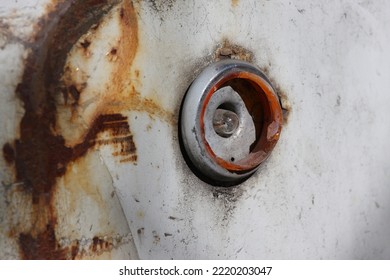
[140,0,176,21]
[212,185,243,224]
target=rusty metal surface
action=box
[1,0,390,260]
[0,0,140,260]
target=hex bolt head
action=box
[180,59,283,185]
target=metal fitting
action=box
[180,59,283,184]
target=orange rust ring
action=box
[180,59,283,185]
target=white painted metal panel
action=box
[0,0,389,259]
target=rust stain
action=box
[107,47,118,62]
[80,39,91,50]
[102,0,175,123]
[72,114,137,163]
[57,0,174,147]
[61,66,88,109]
[217,42,291,125]
[78,37,92,58]
[80,234,132,259]
[231,0,239,8]
[55,234,133,259]
[215,40,290,125]
[2,0,142,259]
[91,236,112,253]
[19,224,68,260]
[215,39,253,62]
[71,241,79,260]
[2,143,15,165]
[261,65,291,124]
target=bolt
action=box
[213,108,239,138]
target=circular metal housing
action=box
[180,59,283,184]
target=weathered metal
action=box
[0,0,140,260]
[180,59,282,184]
[1,0,390,260]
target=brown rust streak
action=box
[261,65,291,124]
[2,0,140,259]
[98,1,174,123]
[71,241,80,260]
[73,114,137,162]
[231,0,239,8]
[73,235,131,259]
[215,39,253,62]
[19,224,67,260]
[58,0,173,149]
[91,236,112,253]
[2,143,15,165]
